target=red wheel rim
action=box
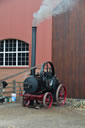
[43,92,53,109]
[56,84,67,106]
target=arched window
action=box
[0,39,29,66]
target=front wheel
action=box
[43,92,53,109]
[56,84,67,106]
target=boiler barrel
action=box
[24,76,38,94]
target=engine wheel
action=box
[40,61,55,89]
[56,84,67,106]
[43,92,53,109]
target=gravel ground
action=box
[66,98,85,111]
[0,102,85,128]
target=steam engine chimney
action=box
[31,27,37,75]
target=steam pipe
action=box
[31,27,37,75]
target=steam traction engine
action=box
[22,61,67,108]
[21,27,67,108]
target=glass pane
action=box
[5,53,8,59]
[5,40,8,52]
[13,53,16,61]
[5,53,16,66]
[5,61,8,66]
[0,53,3,65]
[26,53,28,65]
[22,53,25,61]
[9,40,12,51]
[18,41,29,52]
[18,53,21,65]
[22,62,25,65]
[22,42,25,51]
[13,61,16,65]
[18,62,21,65]
[5,40,16,52]
[9,53,12,61]
[22,53,25,65]
[12,40,16,51]
[5,53,8,65]
[26,53,28,60]
[0,41,4,52]
[9,62,12,65]
[26,61,28,65]
[26,43,29,51]
[18,40,21,51]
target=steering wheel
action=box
[40,61,55,89]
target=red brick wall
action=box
[0,68,29,82]
[0,0,52,83]
[0,0,52,65]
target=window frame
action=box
[0,39,29,67]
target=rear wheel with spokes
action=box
[56,84,67,106]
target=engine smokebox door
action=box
[24,76,38,94]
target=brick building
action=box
[0,0,52,82]
[0,0,85,98]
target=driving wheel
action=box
[56,84,67,106]
[40,61,55,89]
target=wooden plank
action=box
[52,0,85,98]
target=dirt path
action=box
[0,103,85,128]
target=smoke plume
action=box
[32,0,78,26]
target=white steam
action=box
[33,0,78,26]
[53,0,78,15]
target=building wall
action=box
[0,0,52,82]
[52,0,85,98]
